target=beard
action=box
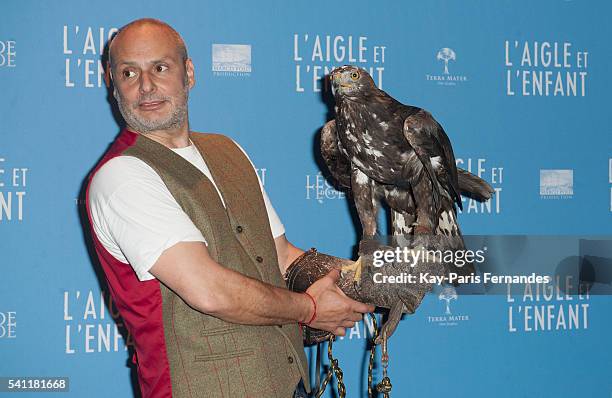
[113,76,189,133]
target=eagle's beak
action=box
[329,71,350,95]
[332,74,350,87]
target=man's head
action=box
[108,18,195,134]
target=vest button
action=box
[236,225,243,233]
[256,256,264,263]
[287,355,294,364]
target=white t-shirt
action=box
[88,139,285,281]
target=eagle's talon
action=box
[341,257,363,285]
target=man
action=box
[86,18,373,398]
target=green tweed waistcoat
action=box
[123,132,310,398]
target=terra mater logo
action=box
[427,286,469,327]
[437,48,455,75]
[425,47,468,86]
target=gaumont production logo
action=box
[212,44,251,77]
[293,33,387,93]
[64,290,133,354]
[425,47,468,87]
[540,169,573,200]
[0,39,16,68]
[63,25,118,88]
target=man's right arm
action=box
[89,157,372,335]
[149,240,373,336]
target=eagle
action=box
[321,65,494,343]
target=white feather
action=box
[437,210,456,236]
[352,157,366,169]
[355,169,369,185]
[430,156,442,169]
[345,129,358,142]
[364,147,384,158]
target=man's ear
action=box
[104,61,112,88]
[185,58,195,89]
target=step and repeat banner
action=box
[2,0,612,397]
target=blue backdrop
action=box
[2,1,611,397]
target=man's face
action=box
[110,24,194,133]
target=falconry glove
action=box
[284,234,470,344]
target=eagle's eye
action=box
[350,72,359,81]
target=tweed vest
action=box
[86,130,309,398]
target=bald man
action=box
[86,19,373,398]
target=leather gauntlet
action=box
[284,248,354,344]
[284,235,471,344]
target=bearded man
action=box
[86,18,373,398]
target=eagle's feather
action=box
[320,65,495,341]
[322,66,493,238]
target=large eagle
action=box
[321,65,494,342]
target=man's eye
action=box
[156,65,169,73]
[123,70,136,78]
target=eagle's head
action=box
[329,66,376,99]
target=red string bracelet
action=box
[301,292,317,326]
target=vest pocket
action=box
[193,348,255,362]
[199,326,239,337]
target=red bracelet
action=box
[301,292,317,326]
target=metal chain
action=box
[367,313,378,398]
[314,312,393,398]
[315,335,346,398]
[367,312,392,398]
[329,336,347,397]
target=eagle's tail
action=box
[457,168,495,202]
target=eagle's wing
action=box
[403,109,462,210]
[320,119,352,189]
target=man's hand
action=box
[305,269,375,336]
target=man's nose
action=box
[139,71,156,94]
